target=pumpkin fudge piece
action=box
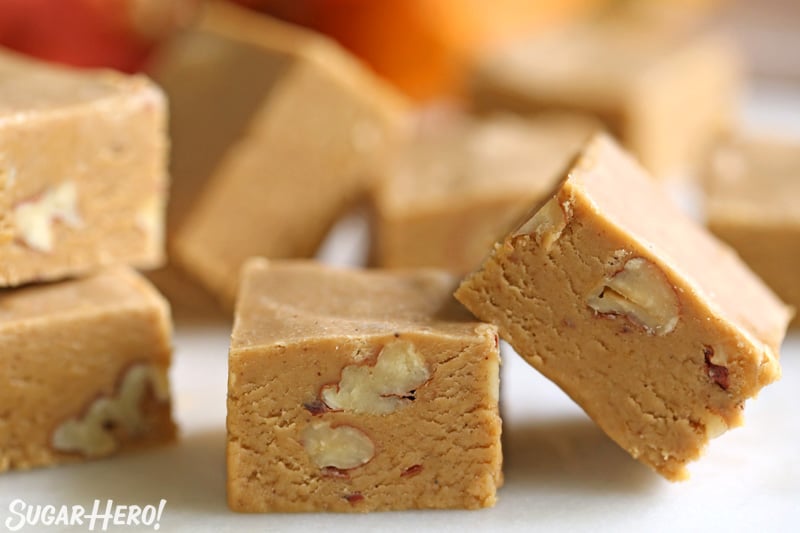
[705,137,800,326]
[455,133,790,481]
[0,268,175,472]
[372,112,597,274]
[470,17,740,177]
[0,50,167,287]
[151,1,408,306]
[228,259,502,512]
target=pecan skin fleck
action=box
[303,400,329,415]
[401,464,423,477]
[703,346,729,390]
[344,493,364,504]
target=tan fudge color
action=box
[706,137,800,326]
[373,113,597,274]
[0,50,167,287]
[470,18,740,177]
[0,268,175,473]
[152,1,408,306]
[228,259,502,512]
[455,133,789,481]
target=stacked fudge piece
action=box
[0,50,175,472]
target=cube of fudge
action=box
[455,133,790,481]
[0,50,167,287]
[150,1,408,306]
[705,137,800,326]
[372,113,597,274]
[228,259,502,512]
[470,17,740,177]
[0,268,175,472]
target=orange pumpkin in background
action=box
[0,0,197,72]
[233,0,607,101]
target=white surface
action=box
[2,89,800,532]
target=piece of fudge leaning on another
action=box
[455,132,791,481]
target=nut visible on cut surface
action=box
[513,196,570,251]
[302,421,375,470]
[586,257,679,335]
[52,365,170,458]
[320,340,430,415]
[703,412,729,439]
[13,181,82,252]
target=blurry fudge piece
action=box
[373,112,596,274]
[0,268,175,472]
[150,1,408,305]
[227,259,502,511]
[706,136,800,326]
[0,50,167,287]
[456,133,789,481]
[470,18,740,177]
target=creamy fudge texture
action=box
[0,268,175,472]
[228,259,502,512]
[455,133,789,481]
[470,18,740,177]
[373,113,597,274]
[152,1,408,306]
[0,50,168,287]
[706,137,800,326]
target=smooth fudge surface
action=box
[706,137,800,326]
[373,113,597,274]
[0,50,167,287]
[156,1,408,306]
[228,259,502,512]
[471,18,739,177]
[0,268,175,472]
[456,133,789,481]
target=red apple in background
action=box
[0,0,198,72]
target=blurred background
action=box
[0,0,797,100]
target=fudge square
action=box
[470,17,740,177]
[152,1,408,306]
[227,259,502,512]
[705,136,800,327]
[0,49,167,287]
[455,133,790,481]
[0,268,175,472]
[372,112,596,274]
